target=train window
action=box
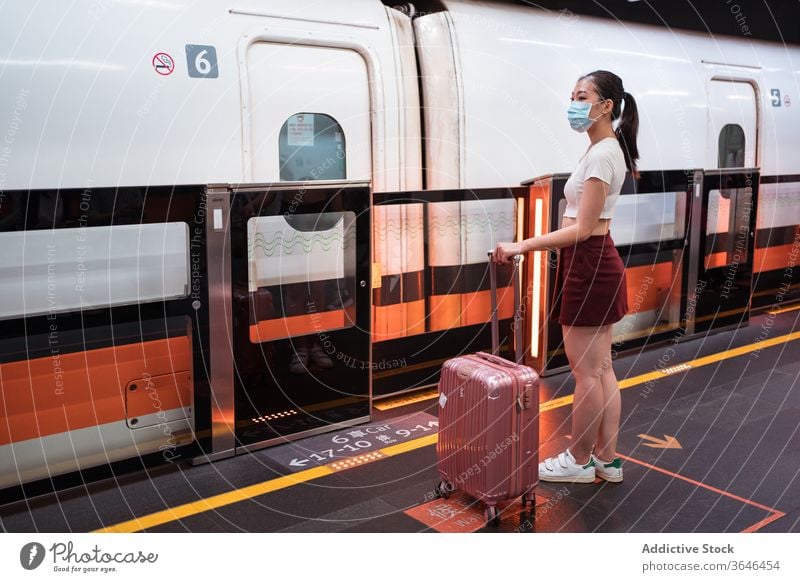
[279,113,346,181]
[704,186,751,270]
[426,198,516,332]
[0,223,189,320]
[247,211,357,343]
[718,124,745,168]
[559,191,686,247]
[608,191,687,247]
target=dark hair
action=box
[580,70,640,178]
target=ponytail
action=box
[580,70,641,178]
[616,91,640,179]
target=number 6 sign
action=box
[185,44,219,78]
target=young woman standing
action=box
[493,70,639,483]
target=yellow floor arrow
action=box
[638,434,682,449]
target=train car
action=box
[1,0,798,491]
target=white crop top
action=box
[563,137,627,219]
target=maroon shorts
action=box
[551,232,628,327]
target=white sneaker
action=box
[538,448,596,483]
[592,454,623,483]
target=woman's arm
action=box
[492,177,608,263]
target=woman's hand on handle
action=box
[492,241,523,264]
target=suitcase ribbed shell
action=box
[437,352,539,506]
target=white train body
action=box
[1,0,798,194]
[1,0,799,490]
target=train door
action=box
[244,42,372,183]
[687,78,759,334]
[199,39,375,456]
[203,181,372,459]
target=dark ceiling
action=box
[514,0,800,45]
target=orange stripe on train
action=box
[0,336,191,446]
[754,242,800,273]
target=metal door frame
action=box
[686,168,760,336]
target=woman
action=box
[493,70,639,483]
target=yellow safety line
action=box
[540,330,800,411]
[95,434,442,534]
[539,395,574,413]
[372,357,450,379]
[380,433,438,456]
[680,329,800,368]
[752,283,800,298]
[374,345,511,380]
[768,303,800,316]
[95,465,333,533]
[95,329,800,533]
[373,389,439,411]
[692,306,751,324]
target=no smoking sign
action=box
[152,52,174,76]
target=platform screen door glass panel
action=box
[0,223,189,320]
[247,212,356,343]
[230,183,370,449]
[544,170,695,373]
[704,188,751,271]
[610,190,687,343]
[427,198,517,331]
[693,171,757,334]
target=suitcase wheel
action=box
[434,480,452,499]
[484,505,500,527]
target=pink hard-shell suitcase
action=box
[435,254,539,526]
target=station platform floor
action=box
[2,307,799,533]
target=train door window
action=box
[247,211,357,343]
[718,124,745,168]
[279,113,346,181]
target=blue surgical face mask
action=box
[567,100,604,133]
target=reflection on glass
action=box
[0,223,189,320]
[247,212,356,343]
[373,203,426,341]
[604,192,686,343]
[279,113,346,181]
[705,188,751,270]
[756,182,800,230]
[612,255,683,343]
[718,124,745,169]
[610,191,686,247]
[427,198,517,331]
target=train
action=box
[1,0,798,491]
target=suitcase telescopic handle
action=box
[487,250,524,363]
[475,351,518,368]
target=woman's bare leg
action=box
[595,324,621,461]
[562,323,609,464]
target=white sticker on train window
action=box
[287,114,315,147]
[247,213,352,289]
